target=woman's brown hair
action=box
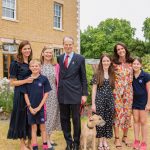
[96,54,115,88]
[113,42,133,64]
[40,46,56,65]
[17,40,33,63]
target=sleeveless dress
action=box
[41,64,61,134]
[7,61,31,139]
[91,77,114,138]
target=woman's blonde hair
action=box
[40,46,56,65]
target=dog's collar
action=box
[87,124,94,129]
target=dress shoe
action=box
[65,144,72,150]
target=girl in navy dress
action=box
[132,57,150,150]
[7,40,33,150]
[91,54,115,150]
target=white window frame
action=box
[54,48,63,57]
[53,2,62,30]
[2,0,16,20]
[2,43,18,54]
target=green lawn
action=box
[0,116,150,150]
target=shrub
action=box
[0,78,13,113]
[142,54,150,73]
[86,65,94,105]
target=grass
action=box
[0,116,150,150]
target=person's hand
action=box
[29,107,36,115]
[33,106,41,113]
[25,77,34,84]
[91,103,96,113]
[145,104,150,111]
[81,96,87,104]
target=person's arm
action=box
[24,94,36,115]
[10,77,34,87]
[91,84,97,112]
[9,61,34,87]
[33,92,49,113]
[80,57,88,103]
[145,81,150,111]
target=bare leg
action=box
[20,139,29,150]
[122,128,132,147]
[98,138,104,150]
[27,139,33,150]
[140,110,148,143]
[40,124,47,143]
[133,109,140,141]
[47,134,53,148]
[103,138,110,149]
[114,126,122,148]
[31,124,37,146]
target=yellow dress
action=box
[113,63,133,129]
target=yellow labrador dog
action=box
[80,114,105,150]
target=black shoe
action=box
[73,144,79,150]
[65,144,72,150]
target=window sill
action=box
[53,27,64,32]
[2,17,19,23]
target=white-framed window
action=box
[2,0,16,19]
[3,43,18,54]
[54,3,62,29]
[54,48,63,57]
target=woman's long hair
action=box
[96,54,115,88]
[113,42,133,64]
[40,46,56,65]
[17,40,33,63]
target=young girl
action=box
[132,57,150,150]
[23,59,51,150]
[40,46,61,149]
[91,54,115,150]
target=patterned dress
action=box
[92,77,114,138]
[41,64,61,134]
[113,63,133,129]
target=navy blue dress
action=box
[7,61,31,139]
[132,70,150,110]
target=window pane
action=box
[2,0,16,19]
[54,3,62,29]
[54,49,61,57]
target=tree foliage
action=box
[143,17,150,42]
[81,18,135,58]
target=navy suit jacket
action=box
[58,53,88,104]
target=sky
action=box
[80,0,150,40]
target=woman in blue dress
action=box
[7,40,33,150]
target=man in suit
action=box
[58,36,88,150]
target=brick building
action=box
[0,0,80,77]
